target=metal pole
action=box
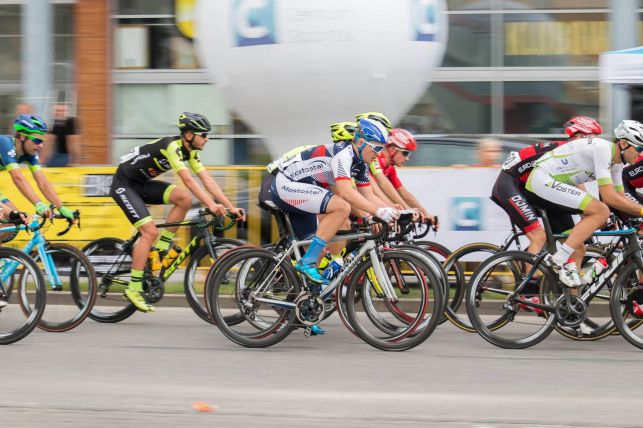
[610,0,637,131]
[21,0,53,117]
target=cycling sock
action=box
[128,269,144,292]
[552,243,573,266]
[155,230,175,252]
[301,235,328,266]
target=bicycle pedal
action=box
[304,326,312,337]
[52,284,63,291]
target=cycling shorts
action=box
[526,167,593,213]
[109,173,176,228]
[491,171,541,233]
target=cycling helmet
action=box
[563,116,602,137]
[330,122,356,143]
[355,112,392,132]
[356,118,388,144]
[614,120,643,148]
[387,128,417,151]
[14,114,47,135]
[178,112,211,133]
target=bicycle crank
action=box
[142,276,165,304]
[555,294,586,328]
[295,294,325,326]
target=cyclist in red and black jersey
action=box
[620,121,643,205]
[491,116,603,254]
[110,112,246,312]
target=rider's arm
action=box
[373,172,407,207]
[397,186,428,214]
[596,142,642,215]
[32,169,63,208]
[176,169,223,214]
[196,169,235,210]
[8,169,43,205]
[369,175,396,206]
[598,184,643,216]
[333,180,380,215]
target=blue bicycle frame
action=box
[0,219,62,290]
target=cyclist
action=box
[0,114,76,222]
[621,121,643,205]
[525,118,643,288]
[492,116,603,255]
[261,118,399,285]
[109,112,245,312]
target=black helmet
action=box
[178,112,211,133]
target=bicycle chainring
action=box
[555,295,586,328]
[295,294,325,326]
[142,276,164,304]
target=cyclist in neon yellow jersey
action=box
[110,112,246,312]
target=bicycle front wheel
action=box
[609,262,643,350]
[0,247,46,344]
[28,243,97,332]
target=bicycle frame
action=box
[251,231,399,310]
[0,220,62,289]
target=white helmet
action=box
[614,120,643,147]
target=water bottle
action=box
[322,256,344,281]
[148,248,161,271]
[343,249,359,265]
[162,245,183,268]
[581,257,607,284]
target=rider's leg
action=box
[125,220,158,312]
[525,226,546,255]
[154,186,191,251]
[300,196,350,266]
[554,199,608,266]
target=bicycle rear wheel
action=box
[0,247,46,344]
[82,237,137,323]
[28,243,97,332]
[208,248,300,348]
[345,250,443,351]
[466,250,558,349]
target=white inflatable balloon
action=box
[195,0,447,156]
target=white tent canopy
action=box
[600,46,643,84]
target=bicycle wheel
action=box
[208,248,300,348]
[443,242,500,332]
[0,247,46,344]
[345,250,443,351]
[28,243,97,332]
[82,237,137,323]
[609,262,643,350]
[466,250,559,349]
[184,238,243,324]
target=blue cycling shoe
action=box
[310,325,326,335]
[295,262,330,285]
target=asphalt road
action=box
[3,307,643,428]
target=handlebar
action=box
[197,208,241,232]
[54,209,81,237]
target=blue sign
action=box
[450,197,482,231]
[413,0,438,42]
[233,0,277,47]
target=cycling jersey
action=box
[622,155,643,204]
[368,152,402,189]
[526,137,622,212]
[0,136,41,173]
[501,141,565,183]
[271,142,370,188]
[115,137,205,182]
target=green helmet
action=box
[355,112,392,132]
[14,114,48,135]
[178,112,211,133]
[330,122,357,143]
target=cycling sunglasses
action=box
[21,133,44,145]
[363,140,386,154]
[199,132,209,139]
[395,148,412,158]
[635,145,643,153]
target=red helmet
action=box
[387,128,417,151]
[563,116,602,137]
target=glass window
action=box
[446,1,490,11]
[504,13,609,66]
[54,4,73,34]
[442,14,491,66]
[503,81,599,134]
[116,0,174,15]
[0,36,21,81]
[502,1,608,8]
[0,5,20,35]
[400,82,492,134]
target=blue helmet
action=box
[14,114,48,135]
[356,118,388,144]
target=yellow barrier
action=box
[1,166,272,248]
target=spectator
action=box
[471,137,502,167]
[44,103,80,167]
[6,102,33,134]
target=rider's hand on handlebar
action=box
[229,207,246,221]
[34,201,53,219]
[58,206,77,224]
[426,213,439,231]
[208,202,227,217]
[375,207,399,223]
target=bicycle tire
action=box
[466,250,558,349]
[609,262,643,350]
[208,248,300,348]
[184,238,244,324]
[28,243,97,332]
[82,237,137,323]
[0,247,47,344]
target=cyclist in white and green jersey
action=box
[525,120,643,287]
